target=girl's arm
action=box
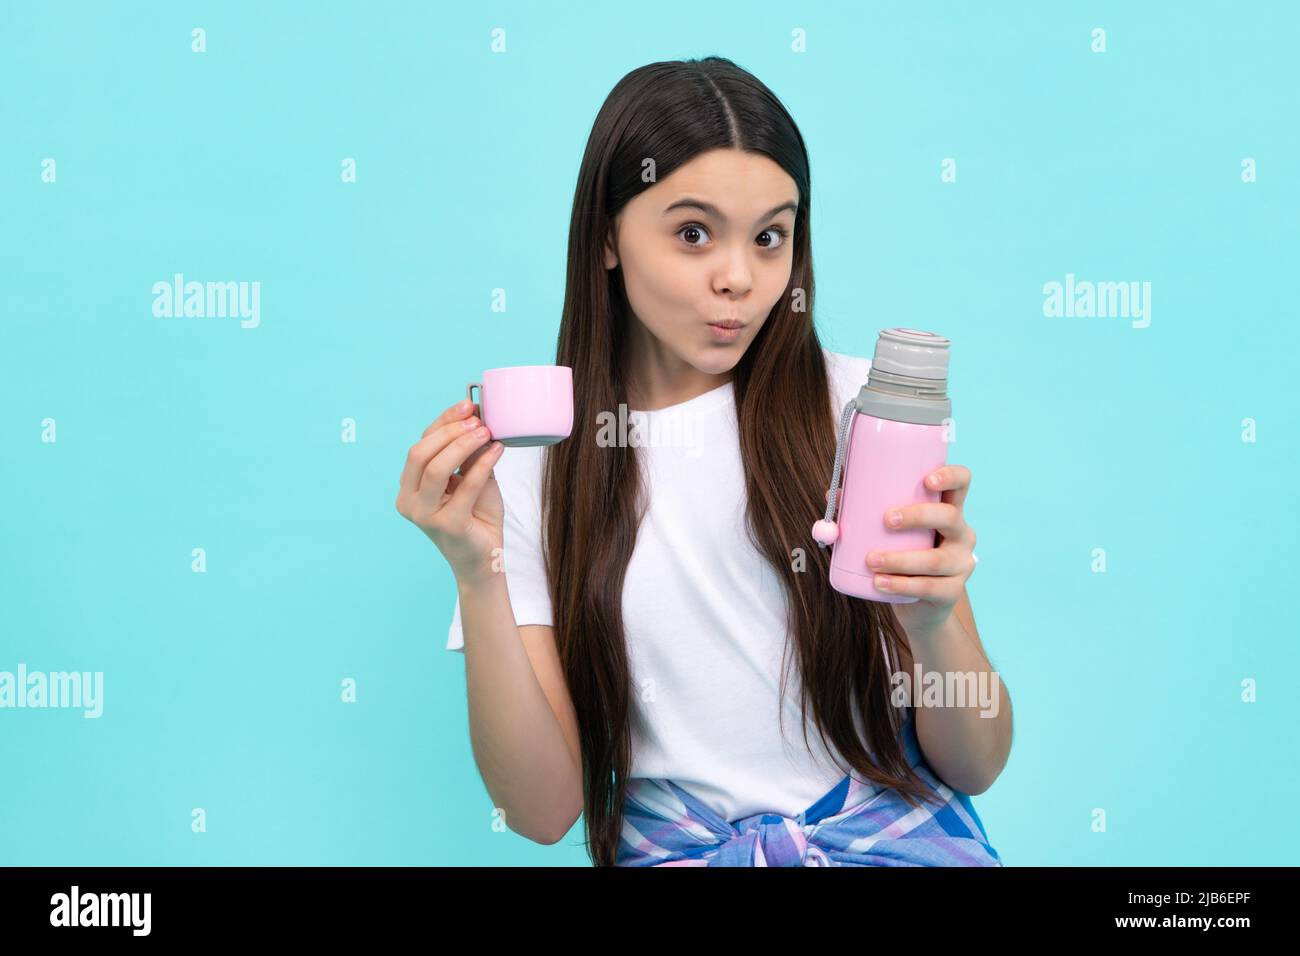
[457,570,584,844]
[901,589,1013,795]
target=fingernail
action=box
[928,472,943,487]
[886,509,902,527]
[458,398,472,412]
[463,417,480,430]
[867,551,884,569]
[875,575,891,590]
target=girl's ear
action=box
[602,229,619,270]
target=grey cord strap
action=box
[818,398,858,539]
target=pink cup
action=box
[466,365,573,447]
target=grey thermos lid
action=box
[870,327,950,379]
[855,327,952,425]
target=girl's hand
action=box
[395,397,507,585]
[865,465,978,639]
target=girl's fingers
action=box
[414,425,494,502]
[443,471,463,500]
[423,399,477,439]
[442,438,495,499]
[456,439,494,477]
[872,572,965,602]
[927,465,971,511]
[440,441,504,526]
[866,545,976,579]
[885,501,963,537]
[399,400,476,494]
[402,415,483,496]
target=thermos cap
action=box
[871,328,950,381]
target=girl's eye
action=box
[757,226,789,250]
[676,223,791,250]
[678,223,712,246]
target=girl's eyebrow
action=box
[662,197,798,224]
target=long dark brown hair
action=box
[542,56,938,866]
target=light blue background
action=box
[2,1,1296,865]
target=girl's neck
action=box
[623,327,733,412]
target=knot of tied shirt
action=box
[718,814,833,867]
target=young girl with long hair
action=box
[397,56,1011,867]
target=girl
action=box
[397,56,1011,866]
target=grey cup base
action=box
[497,434,568,447]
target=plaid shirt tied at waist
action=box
[617,711,1003,867]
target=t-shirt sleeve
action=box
[445,446,554,653]
[823,345,872,410]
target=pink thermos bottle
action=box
[811,328,952,604]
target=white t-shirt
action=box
[446,346,890,823]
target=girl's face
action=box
[604,148,799,387]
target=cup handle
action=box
[455,383,485,476]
